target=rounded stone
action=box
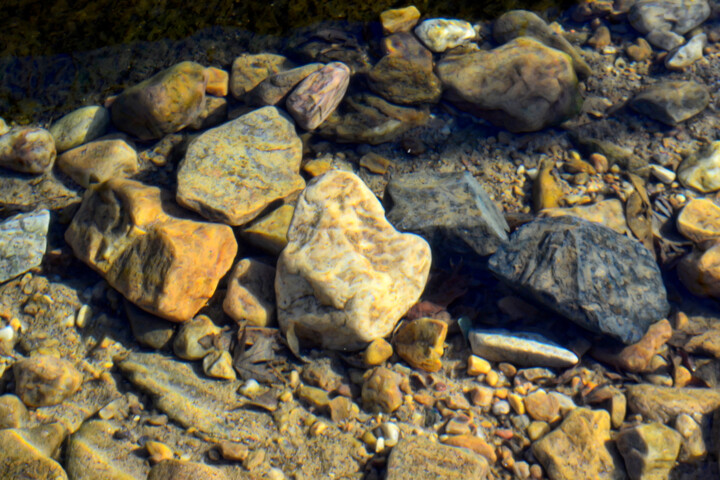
[14,355,83,407]
[49,105,110,153]
[0,127,56,174]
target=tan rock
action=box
[177,106,304,226]
[147,459,228,480]
[202,351,236,381]
[223,258,276,327]
[49,105,110,153]
[0,127,56,174]
[677,198,720,244]
[0,394,28,429]
[540,199,627,234]
[189,96,228,130]
[591,319,672,373]
[626,384,720,422]
[302,158,333,177]
[674,414,706,462]
[359,152,392,174]
[394,317,447,372]
[241,204,294,255]
[276,170,431,350]
[286,62,351,130]
[678,244,720,297]
[65,178,237,322]
[246,63,324,107]
[205,67,229,97]
[110,61,207,140]
[57,139,138,187]
[229,53,294,100]
[364,338,393,366]
[329,396,359,423]
[441,434,497,463]
[524,390,561,423]
[380,6,421,34]
[533,158,563,211]
[532,408,625,480]
[0,424,67,480]
[173,315,222,360]
[616,423,681,480]
[14,355,82,408]
[362,367,405,413]
[387,436,488,480]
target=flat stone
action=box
[533,408,626,480]
[229,53,294,100]
[385,171,509,260]
[245,63,323,107]
[493,10,592,78]
[176,106,304,226]
[626,384,720,422]
[368,33,442,105]
[666,33,706,70]
[65,178,237,322]
[317,93,429,145]
[437,37,581,133]
[0,209,49,283]
[678,243,720,297]
[0,127,56,174]
[286,62,351,130]
[49,105,110,153]
[241,204,294,255]
[0,424,67,480]
[630,81,709,125]
[488,216,669,345]
[469,329,578,368]
[386,436,488,480]
[394,318,448,373]
[118,352,273,441]
[629,0,710,35]
[110,61,207,140]
[223,258,277,327]
[14,354,82,408]
[678,141,720,193]
[540,199,627,234]
[66,420,149,480]
[148,460,228,480]
[414,18,476,53]
[276,170,431,351]
[616,423,681,480]
[57,138,138,187]
[380,6,421,34]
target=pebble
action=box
[677,199,720,244]
[329,396,359,423]
[14,354,83,407]
[626,37,653,61]
[222,258,276,327]
[469,329,578,368]
[0,127,56,174]
[442,434,497,463]
[650,164,676,184]
[218,440,249,462]
[527,421,550,441]
[540,198,627,234]
[359,152,392,174]
[0,394,28,429]
[49,105,110,153]
[246,63,323,107]
[146,440,174,463]
[492,400,511,415]
[230,53,293,100]
[666,33,706,69]
[204,67,229,97]
[616,422,682,480]
[286,62,351,130]
[364,338,394,366]
[241,204,294,255]
[173,315,221,360]
[630,80,710,125]
[394,317,448,372]
[57,138,138,187]
[524,390,561,423]
[629,0,710,36]
[380,421,400,447]
[202,350,236,380]
[470,386,495,408]
[361,367,405,413]
[646,29,685,50]
[678,243,720,296]
[125,302,175,350]
[677,141,720,193]
[380,6,421,34]
[674,413,706,462]
[414,18,475,53]
[0,209,50,283]
[467,355,492,376]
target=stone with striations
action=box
[437,37,581,133]
[0,424,67,480]
[110,61,207,141]
[616,423,681,480]
[14,355,82,407]
[230,53,294,100]
[276,170,431,350]
[57,139,138,187]
[223,258,277,327]
[148,460,228,480]
[630,81,709,126]
[677,141,720,193]
[0,209,49,283]
[49,105,110,153]
[380,6,421,34]
[0,127,56,174]
[385,171,509,260]
[469,329,578,368]
[626,384,720,422]
[245,63,323,107]
[488,216,669,345]
[177,106,304,226]
[414,18,476,53]
[533,408,626,480]
[65,178,237,322]
[629,0,710,36]
[387,436,488,480]
[286,62,351,130]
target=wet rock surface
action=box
[0,209,49,283]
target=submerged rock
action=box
[276,170,431,350]
[230,53,294,100]
[56,138,138,187]
[626,384,720,422]
[380,6,421,34]
[0,209,49,283]
[437,37,581,133]
[0,127,56,174]
[629,0,710,36]
[630,81,709,125]
[677,141,720,193]
[49,105,109,153]
[414,18,476,53]
[286,62,351,130]
[616,423,682,480]
[223,258,277,327]
[176,106,304,226]
[14,355,82,408]
[386,436,489,480]
[488,216,669,344]
[469,329,578,368]
[0,424,67,480]
[147,460,228,480]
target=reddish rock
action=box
[286,62,351,130]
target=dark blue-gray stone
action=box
[384,171,509,260]
[488,216,669,344]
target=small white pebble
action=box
[76,304,92,328]
[267,468,286,480]
[239,379,262,397]
[492,400,511,415]
[650,164,676,184]
[0,325,14,343]
[381,422,400,447]
[525,168,538,180]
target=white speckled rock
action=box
[0,209,50,283]
[276,170,431,351]
[49,105,110,153]
[414,18,476,53]
[469,329,578,368]
[666,33,706,70]
[0,127,56,174]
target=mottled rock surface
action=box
[616,423,681,480]
[437,37,581,132]
[540,199,627,234]
[286,62,351,130]
[0,424,67,480]
[230,53,293,100]
[626,385,720,422]
[0,127,56,174]
[14,355,82,407]
[276,170,431,350]
[110,61,207,140]
[65,178,237,322]
[488,216,669,344]
[533,408,626,480]
[380,6,421,34]
[245,63,323,107]
[630,81,709,126]
[413,18,475,53]
[386,436,488,480]
[223,258,277,327]
[241,204,294,255]
[176,106,304,226]
[678,244,720,297]
[147,459,228,480]
[677,199,720,244]
[49,105,109,153]
[385,171,509,260]
[57,139,138,187]
[629,0,710,35]
[0,209,49,283]
[469,329,578,368]
[678,141,720,193]
[394,317,447,372]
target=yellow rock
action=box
[302,158,333,177]
[205,67,229,97]
[65,178,237,322]
[362,367,405,413]
[146,440,173,464]
[380,6,421,34]
[364,338,394,366]
[0,423,67,480]
[540,199,627,234]
[242,204,294,255]
[678,245,720,297]
[533,158,563,211]
[467,355,491,376]
[677,198,720,244]
[442,434,497,463]
[57,139,138,187]
[359,153,392,175]
[14,355,82,407]
[527,421,550,441]
[394,318,448,372]
[222,259,276,327]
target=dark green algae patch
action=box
[2,0,575,57]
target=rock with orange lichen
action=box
[65,178,237,322]
[276,170,431,351]
[394,318,447,372]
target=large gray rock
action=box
[630,81,709,125]
[629,0,710,35]
[0,209,49,283]
[384,171,509,260]
[488,216,669,344]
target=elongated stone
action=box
[414,18,475,53]
[49,105,110,153]
[387,436,488,480]
[630,81,709,126]
[286,62,351,130]
[469,329,578,368]
[626,384,720,422]
[0,424,67,480]
[57,139,138,187]
[0,209,49,283]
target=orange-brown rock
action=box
[222,258,276,327]
[362,367,405,413]
[617,319,672,372]
[57,139,138,187]
[678,244,720,297]
[442,435,497,463]
[380,6,421,34]
[524,390,561,423]
[65,178,237,322]
[676,198,720,245]
[394,318,448,372]
[14,355,82,408]
[205,67,229,97]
